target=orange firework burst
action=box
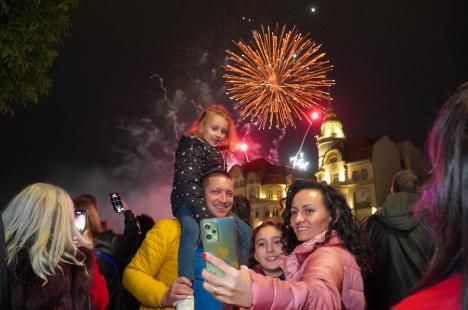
[224,25,334,129]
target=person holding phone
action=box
[74,193,140,310]
[2,183,109,309]
[123,170,237,310]
[202,180,369,310]
[170,105,252,309]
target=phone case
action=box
[200,217,240,277]
[109,193,124,213]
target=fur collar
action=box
[9,247,94,310]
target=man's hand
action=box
[160,277,193,307]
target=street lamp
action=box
[239,142,249,162]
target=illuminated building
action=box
[229,158,313,227]
[315,105,425,218]
[230,104,425,225]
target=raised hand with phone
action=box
[109,192,125,213]
[73,193,140,310]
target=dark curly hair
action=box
[281,180,371,275]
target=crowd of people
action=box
[0,81,467,309]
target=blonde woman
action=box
[2,183,109,309]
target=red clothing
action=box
[89,251,110,310]
[392,272,461,310]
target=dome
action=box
[323,104,337,122]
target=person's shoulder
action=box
[144,219,181,247]
[176,136,206,153]
[393,273,462,310]
[179,136,202,146]
[150,219,180,235]
[306,244,343,268]
[314,241,359,270]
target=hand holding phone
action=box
[109,192,125,213]
[74,210,88,233]
[200,217,240,277]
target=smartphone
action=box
[109,192,124,213]
[200,217,240,277]
[74,210,88,233]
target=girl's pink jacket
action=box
[245,231,365,310]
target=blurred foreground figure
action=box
[365,170,434,309]
[394,82,468,309]
[2,183,108,310]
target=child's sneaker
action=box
[174,296,194,310]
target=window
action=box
[255,211,259,218]
[329,156,338,164]
[352,171,360,182]
[361,169,368,180]
[249,191,256,199]
[277,191,282,199]
[268,192,273,199]
[354,188,371,209]
[332,173,339,183]
[264,210,270,218]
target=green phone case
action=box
[200,217,240,277]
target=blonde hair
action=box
[190,104,238,151]
[2,183,87,284]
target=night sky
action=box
[1,0,467,231]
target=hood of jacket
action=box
[373,192,425,231]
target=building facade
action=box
[229,159,312,227]
[230,105,425,225]
[315,105,425,218]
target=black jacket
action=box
[94,210,140,310]
[171,136,226,219]
[365,192,434,310]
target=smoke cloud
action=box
[47,74,288,233]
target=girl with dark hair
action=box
[393,82,468,309]
[248,221,285,279]
[201,180,369,309]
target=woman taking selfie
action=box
[248,221,285,279]
[202,180,369,310]
[2,183,108,309]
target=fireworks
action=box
[224,25,334,129]
[290,152,310,171]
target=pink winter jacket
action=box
[246,231,365,310]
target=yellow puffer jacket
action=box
[123,219,180,310]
